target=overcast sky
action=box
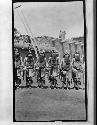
[14,2,84,39]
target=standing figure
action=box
[72,52,83,90]
[48,50,59,89]
[60,51,71,89]
[24,49,35,88]
[14,48,22,89]
[37,50,46,88]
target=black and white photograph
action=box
[0,0,95,124]
[13,1,87,122]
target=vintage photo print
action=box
[0,0,94,124]
[13,0,87,122]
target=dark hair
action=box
[74,52,80,58]
[63,53,70,58]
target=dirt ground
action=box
[15,88,86,121]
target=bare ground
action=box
[15,88,86,121]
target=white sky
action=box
[14,2,84,39]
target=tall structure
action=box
[59,30,66,57]
[59,30,66,41]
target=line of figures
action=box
[14,48,85,90]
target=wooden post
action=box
[69,42,72,61]
[74,43,78,52]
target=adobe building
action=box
[14,28,84,62]
[58,30,84,60]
